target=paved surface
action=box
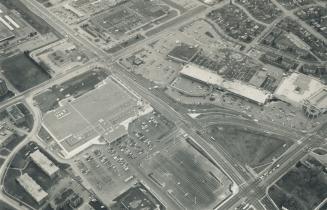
[0,0,325,210]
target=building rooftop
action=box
[306,88,327,110]
[42,78,150,158]
[30,150,59,177]
[248,71,268,88]
[6,104,25,121]
[0,20,14,42]
[274,73,325,106]
[17,173,48,204]
[180,64,270,104]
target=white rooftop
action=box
[30,150,59,177]
[17,173,48,203]
[274,73,325,106]
[180,65,270,104]
[306,88,327,110]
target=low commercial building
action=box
[6,104,25,124]
[17,173,48,204]
[248,71,268,88]
[42,78,152,159]
[30,150,59,178]
[303,88,327,117]
[179,64,271,105]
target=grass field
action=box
[317,123,327,137]
[0,200,17,210]
[1,53,51,92]
[3,169,40,208]
[314,148,327,155]
[0,148,10,156]
[4,142,69,209]
[4,133,26,151]
[0,158,4,167]
[207,125,291,171]
[269,157,327,210]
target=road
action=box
[2,0,324,210]
[0,0,246,209]
[22,0,252,181]
[217,125,325,210]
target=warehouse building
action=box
[303,87,327,117]
[42,78,153,158]
[30,150,59,178]
[179,64,271,105]
[17,173,48,204]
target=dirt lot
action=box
[207,125,291,171]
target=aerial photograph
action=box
[0,0,326,210]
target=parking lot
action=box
[129,110,176,143]
[110,110,177,162]
[73,144,135,205]
[73,110,177,205]
[141,137,233,210]
[88,0,170,40]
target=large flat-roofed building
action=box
[42,77,152,158]
[30,150,59,178]
[17,173,48,204]
[179,64,271,105]
[303,88,327,117]
[274,73,325,107]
